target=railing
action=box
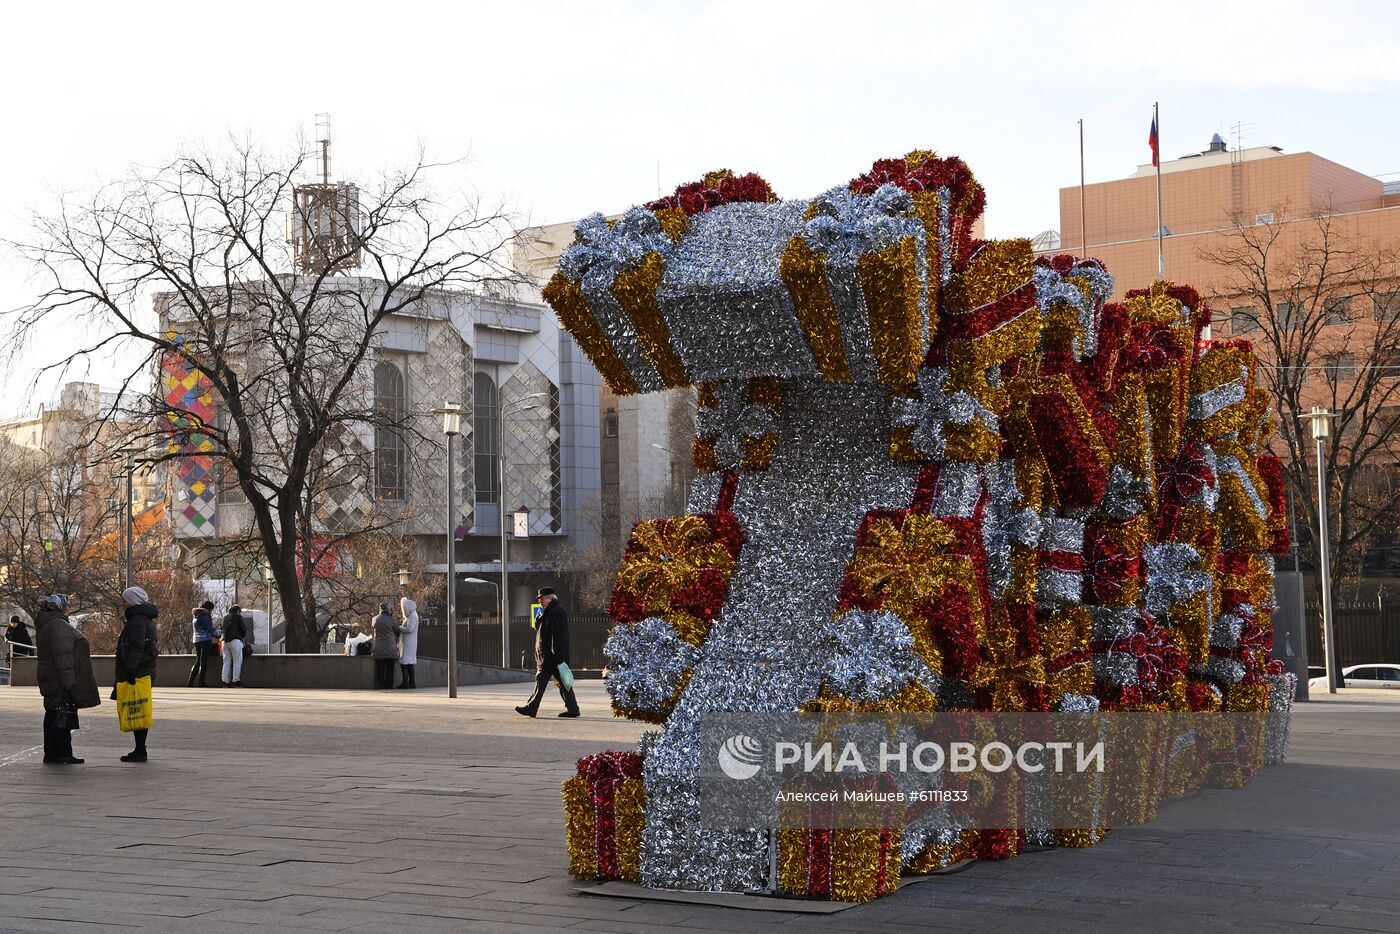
[1305,602,1400,667]
[416,613,616,671]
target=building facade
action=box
[158,282,601,621]
[1043,136,1400,302]
[514,219,694,549]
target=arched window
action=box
[374,362,406,501]
[474,372,499,504]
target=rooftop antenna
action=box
[316,112,332,185]
[289,112,361,274]
[1229,120,1254,220]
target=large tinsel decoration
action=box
[549,152,1294,902]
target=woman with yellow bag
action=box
[115,586,160,763]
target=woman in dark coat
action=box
[116,586,160,763]
[34,595,99,764]
[371,604,404,690]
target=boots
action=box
[559,687,581,718]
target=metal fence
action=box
[1305,602,1400,668]
[416,613,615,671]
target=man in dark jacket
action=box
[6,614,35,659]
[516,587,580,718]
[116,586,159,763]
[186,600,219,687]
[34,595,98,764]
[221,605,247,687]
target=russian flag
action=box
[1148,115,1160,168]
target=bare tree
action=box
[0,436,123,618]
[1201,206,1400,607]
[8,136,519,651]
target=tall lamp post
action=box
[434,403,463,698]
[497,392,545,670]
[1300,406,1340,694]
[116,446,140,590]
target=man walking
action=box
[186,600,219,687]
[515,587,580,719]
[221,604,247,687]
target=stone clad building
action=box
[158,280,601,623]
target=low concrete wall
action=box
[414,658,534,687]
[9,654,532,690]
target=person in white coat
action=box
[397,597,420,689]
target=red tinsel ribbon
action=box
[592,778,620,879]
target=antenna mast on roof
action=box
[289,113,362,274]
[316,112,332,186]
[1229,120,1254,221]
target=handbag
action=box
[53,706,80,731]
[557,662,575,692]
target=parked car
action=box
[1309,664,1400,689]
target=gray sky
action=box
[4,0,1399,416]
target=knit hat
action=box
[42,594,70,610]
[121,586,150,606]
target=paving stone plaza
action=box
[0,683,1397,933]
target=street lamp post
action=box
[1300,406,1340,694]
[116,446,140,590]
[435,403,463,698]
[497,392,545,670]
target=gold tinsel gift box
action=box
[562,751,646,882]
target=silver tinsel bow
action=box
[605,616,701,714]
[890,367,999,460]
[801,183,920,267]
[817,609,939,703]
[695,381,778,470]
[557,207,673,292]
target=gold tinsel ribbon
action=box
[778,236,850,381]
[543,273,639,395]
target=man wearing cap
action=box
[516,587,580,718]
[116,586,159,762]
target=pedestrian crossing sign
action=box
[531,602,543,628]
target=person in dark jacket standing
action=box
[6,614,35,660]
[516,587,580,718]
[221,605,247,687]
[34,595,99,764]
[186,600,220,688]
[371,604,403,690]
[116,587,159,763]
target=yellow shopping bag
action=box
[116,676,153,732]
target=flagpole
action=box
[1078,118,1087,258]
[1155,101,1164,279]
